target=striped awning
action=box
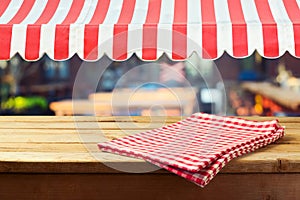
[0,0,300,61]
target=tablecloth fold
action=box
[98,113,284,187]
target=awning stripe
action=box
[142,0,162,60]
[11,25,26,58]
[255,0,279,57]
[172,0,187,60]
[84,0,111,59]
[157,0,174,60]
[40,25,55,58]
[25,24,40,60]
[283,0,300,57]
[215,0,232,57]
[54,0,85,59]
[8,0,35,24]
[84,25,99,60]
[61,0,85,24]
[74,0,95,24]
[128,0,148,59]
[0,0,11,18]
[0,0,20,24]
[187,0,202,57]
[201,0,217,59]
[228,0,248,57]
[54,25,69,60]
[0,26,12,60]
[34,0,60,24]
[21,0,47,24]
[88,0,110,24]
[159,0,174,24]
[241,0,262,56]
[24,0,60,60]
[1,0,300,61]
[131,0,148,24]
[113,0,136,60]
[269,0,294,57]
[47,0,73,24]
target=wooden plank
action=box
[0,150,300,173]
[0,173,299,200]
[0,143,91,152]
[1,134,296,144]
[0,135,121,143]
[0,116,184,123]
[0,120,293,130]
[0,115,298,123]
[0,129,140,143]
[0,131,298,145]
[1,142,300,154]
[224,151,300,173]
[0,152,143,163]
[0,121,172,130]
[0,126,296,135]
[0,129,144,135]
[0,128,298,144]
[255,143,300,152]
[0,120,292,130]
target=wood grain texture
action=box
[0,116,299,174]
[0,173,300,200]
[0,116,299,199]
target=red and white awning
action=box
[0,0,300,61]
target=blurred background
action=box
[1,51,300,117]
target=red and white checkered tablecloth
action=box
[98,113,284,187]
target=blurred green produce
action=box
[1,96,47,113]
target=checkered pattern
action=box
[98,113,284,187]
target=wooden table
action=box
[0,116,299,200]
[49,100,113,116]
[50,88,197,116]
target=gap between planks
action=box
[0,116,298,123]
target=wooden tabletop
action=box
[0,116,299,174]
